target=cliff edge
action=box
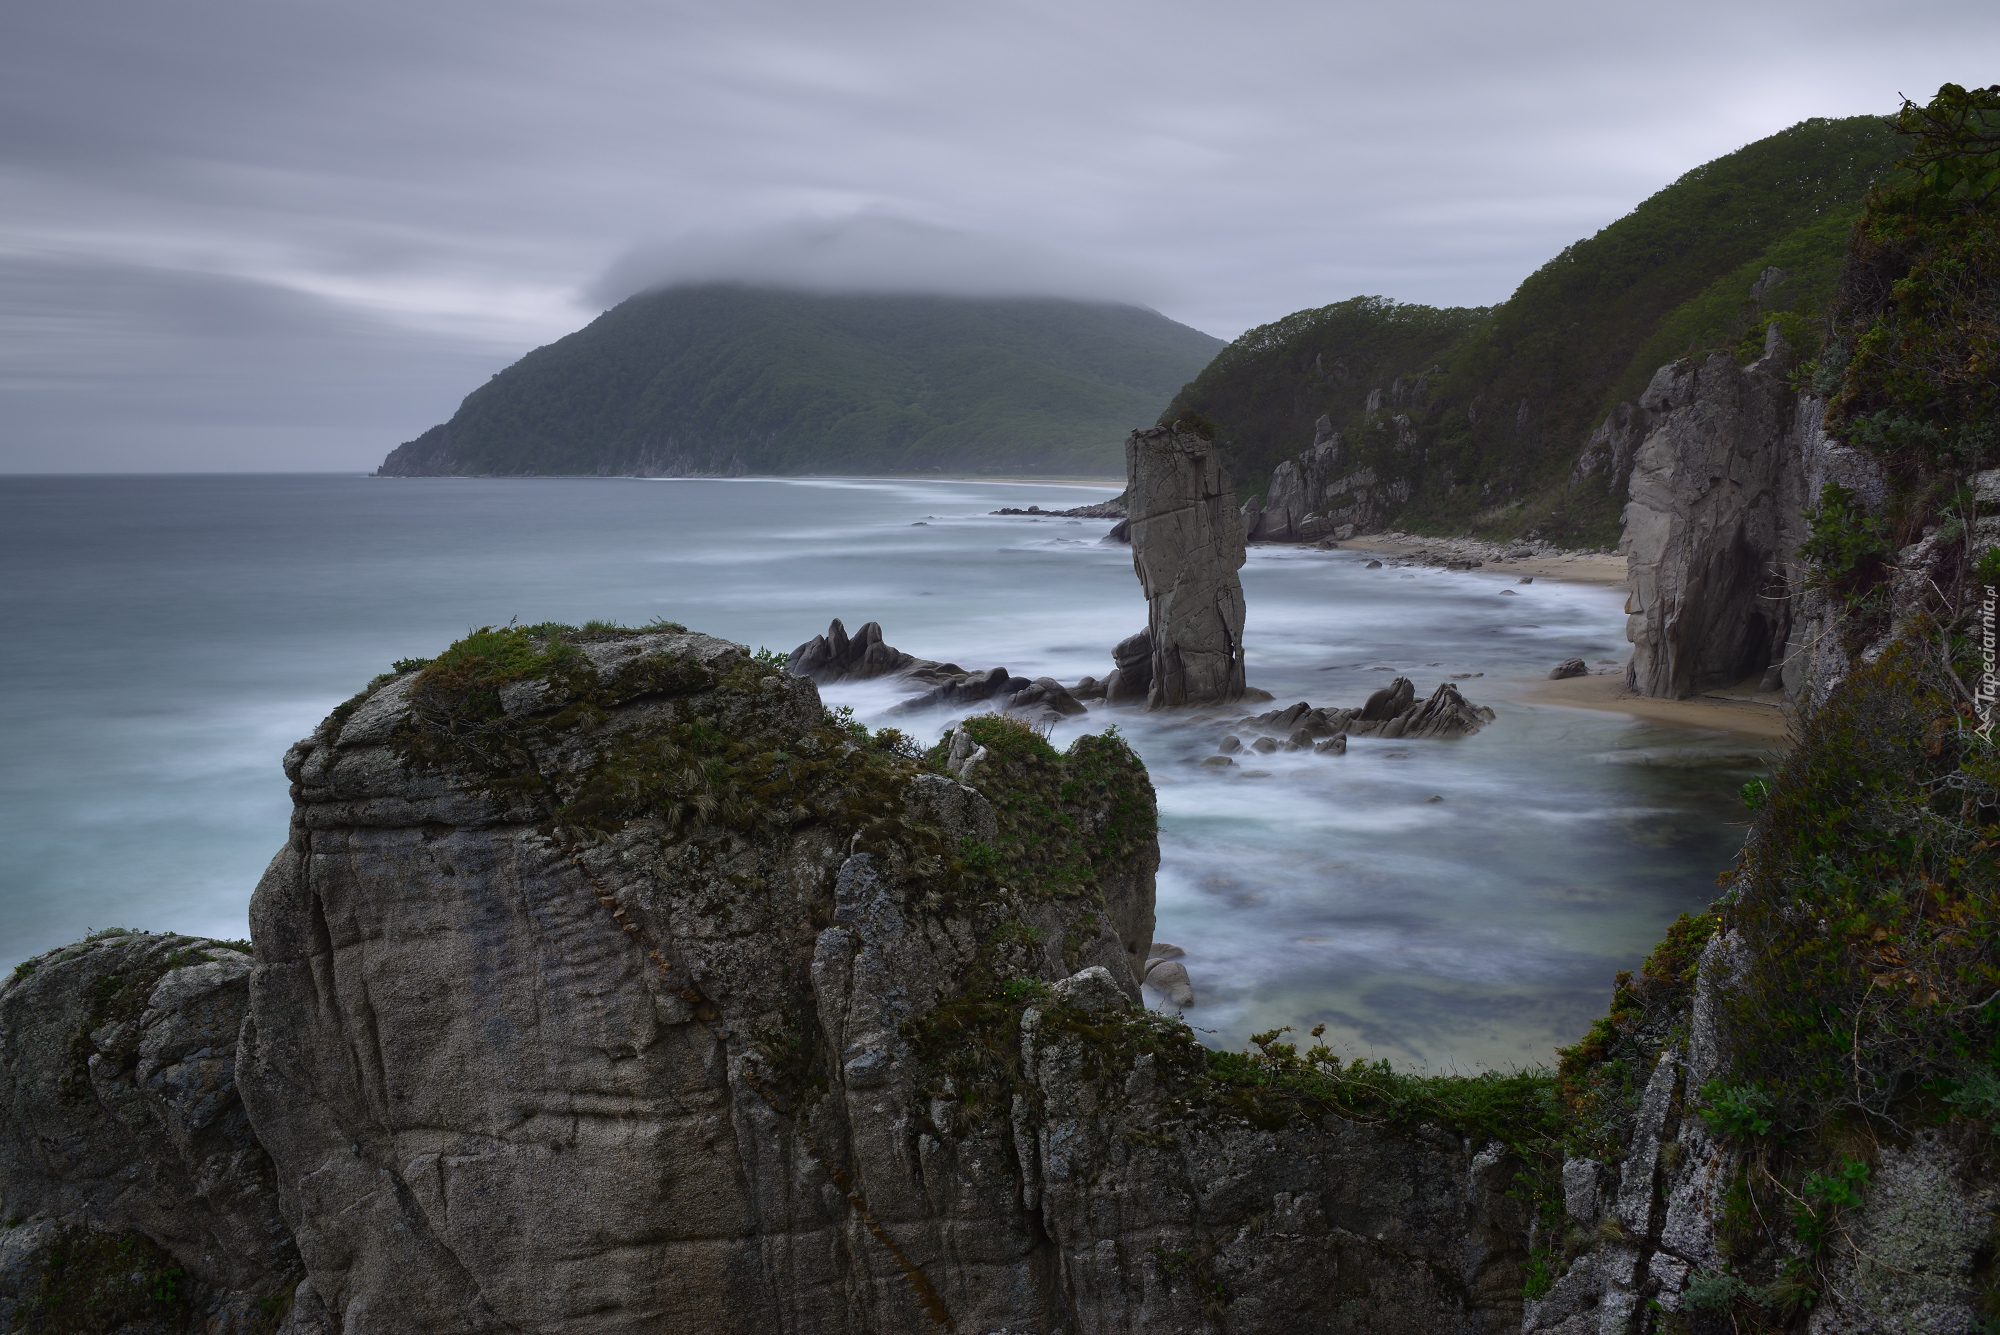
[0,621,1529,1333]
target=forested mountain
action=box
[1164,114,1906,544]
[377,287,1224,478]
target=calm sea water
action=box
[0,474,1757,1069]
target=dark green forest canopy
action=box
[379,286,1224,478]
[1165,114,1905,544]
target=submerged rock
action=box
[1141,959,1195,1007]
[1101,627,1154,705]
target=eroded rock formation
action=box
[1621,328,1801,698]
[0,930,298,1330]
[1126,426,1247,707]
[1,624,1560,1333]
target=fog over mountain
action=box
[590,217,1170,310]
[0,0,1993,470]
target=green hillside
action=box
[378,286,1224,477]
[1164,114,1906,544]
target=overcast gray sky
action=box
[1,0,1993,472]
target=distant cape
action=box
[377,285,1224,478]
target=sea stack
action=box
[1125,423,1247,707]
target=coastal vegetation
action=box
[1544,83,2000,1328]
[377,288,1222,478]
[1165,113,1905,545]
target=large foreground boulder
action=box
[0,930,299,1330]
[226,622,1527,1333]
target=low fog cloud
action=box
[591,215,1169,310]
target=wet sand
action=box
[1517,671,1795,746]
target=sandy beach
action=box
[1518,671,1795,746]
[1331,532,1629,587]
[1317,533,1795,746]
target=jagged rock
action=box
[1069,675,1106,701]
[1568,399,1650,491]
[1361,676,1416,721]
[888,664,1013,714]
[239,629,1182,1333]
[1549,658,1588,680]
[787,617,914,682]
[1622,327,1800,698]
[1102,628,1154,705]
[1248,434,1341,542]
[992,501,1127,519]
[0,930,299,1324]
[1804,1131,2000,1333]
[1387,683,1496,740]
[1126,426,1247,707]
[199,626,1541,1332]
[1314,735,1347,755]
[1049,965,1130,1013]
[1001,676,1087,718]
[1561,1158,1603,1223]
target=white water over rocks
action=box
[0,474,1754,1071]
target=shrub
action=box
[1797,481,1891,607]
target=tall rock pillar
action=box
[1125,424,1247,707]
[1621,328,1799,699]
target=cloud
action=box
[589,214,1171,310]
[4,0,1999,468]
[0,256,504,472]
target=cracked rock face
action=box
[0,930,297,1319]
[223,622,1532,1333]
[1125,426,1247,707]
[1621,330,1802,699]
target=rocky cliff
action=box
[0,622,1566,1333]
[1125,426,1248,707]
[0,930,297,1332]
[1618,327,1801,699]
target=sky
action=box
[1,0,1994,473]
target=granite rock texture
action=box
[1125,426,1248,707]
[1621,329,1802,698]
[220,624,1535,1333]
[0,929,298,1328]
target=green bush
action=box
[1798,481,1891,606]
[1697,1082,1775,1140]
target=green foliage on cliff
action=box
[1717,636,2000,1141]
[1164,114,1903,545]
[933,713,1157,906]
[17,1225,193,1333]
[378,287,1223,478]
[1826,83,2000,478]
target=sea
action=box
[0,473,1760,1071]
